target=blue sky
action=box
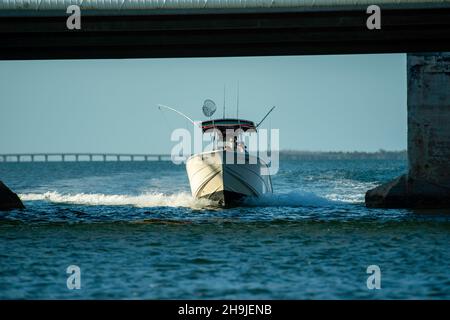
[0,54,406,153]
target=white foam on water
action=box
[20,189,348,209]
[324,180,378,203]
[244,190,342,207]
[19,191,214,209]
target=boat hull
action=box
[186,150,272,206]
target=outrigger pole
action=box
[157,104,196,126]
[256,106,276,128]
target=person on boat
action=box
[237,141,246,153]
[225,136,235,151]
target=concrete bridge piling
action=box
[366,52,450,208]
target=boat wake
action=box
[19,191,215,209]
[243,190,342,207]
[19,190,343,209]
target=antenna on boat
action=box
[236,82,240,118]
[256,106,276,128]
[157,104,196,125]
[223,85,226,118]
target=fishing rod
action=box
[157,104,197,126]
[256,106,276,128]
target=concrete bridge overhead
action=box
[1,0,450,59]
[1,0,450,208]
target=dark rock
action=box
[365,174,409,208]
[0,181,25,211]
[365,174,450,208]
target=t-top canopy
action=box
[201,118,256,132]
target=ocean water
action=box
[0,159,449,299]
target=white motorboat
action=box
[158,98,275,207]
[186,118,273,206]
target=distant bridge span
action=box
[0,153,174,162]
[0,0,450,59]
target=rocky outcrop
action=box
[365,174,450,208]
[0,181,25,210]
[365,175,408,208]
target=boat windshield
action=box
[201,118,256,152]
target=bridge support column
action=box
[17,155,20,162]
[31,155,34,162]
[45,155,48,162]
[103,155,106,162]
[366,52,450,208]
[2,155,5,162]
[62,155,65,162]
[75,155,79,162]
[131,155,134,161]
[89,155,93,161]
